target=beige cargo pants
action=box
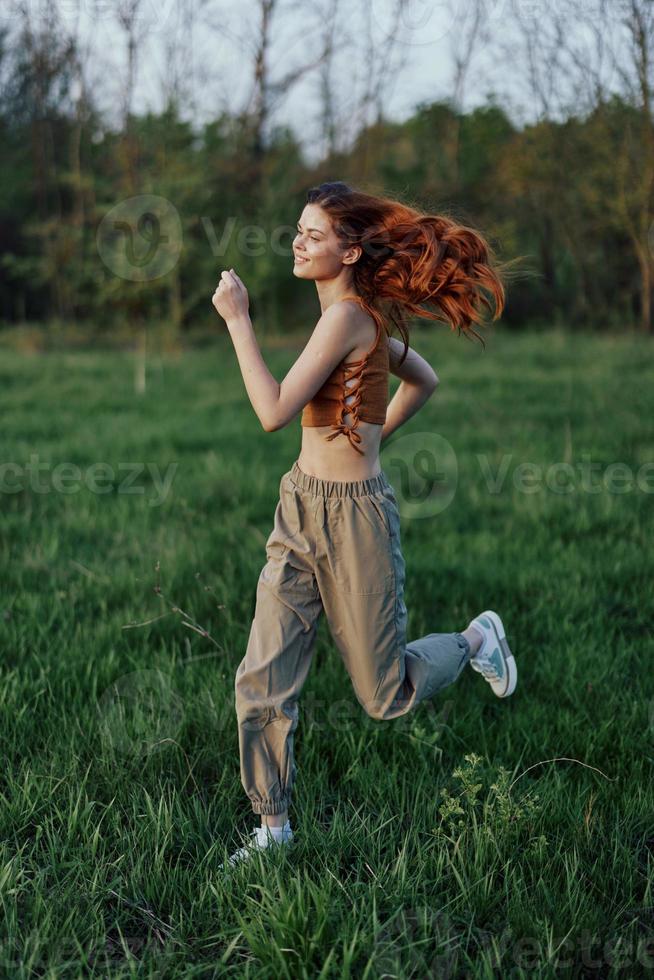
[235,459,473,816]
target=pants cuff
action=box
[454,631,472,658]
[251,797,290,816]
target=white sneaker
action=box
[219,822,294,870]
[467,610,517,698]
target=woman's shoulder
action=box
[333,297,381,349]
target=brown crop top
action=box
[300,295,389,457]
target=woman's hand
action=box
[212,268,250,326]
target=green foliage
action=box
[0,34,651,335]
[0,328,652,974]
[434,753,541,841]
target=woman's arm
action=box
[212,269,361,432]
[381,379,438,443]
[225,316,281,431]
[382,336,439,443]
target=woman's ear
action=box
[342,244,362,265]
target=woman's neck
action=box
[316,279,361,314]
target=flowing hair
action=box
[305,180,520,357]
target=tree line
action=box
[0,0,652,343]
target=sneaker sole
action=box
[473,610,517,698]
[219,836,295,871]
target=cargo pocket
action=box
[264,478,300,560]
[378,487,407,678]
[329,494,396,595]
[265,534,290,562]
[236,704,273,732]
[369,491,393,538]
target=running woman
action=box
[211,181,517,868]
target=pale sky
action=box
[20,0,622,164]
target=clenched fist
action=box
[212,268,250,325]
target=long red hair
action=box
[306,180,512,356]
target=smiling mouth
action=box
[294,255,310,263]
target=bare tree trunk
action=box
[612,0,654,332]
[19,0,69,318]
[357,0,412,177]
[565,0,654,332]
[135,320,147,394]
[316,0,341,160]
[165,264,183,356]
[446,0,488,191]
[68,51,93,324]
[110,0,151,389]
[635,240,652,331]
[628,0,654,332]
[492,0,617,323]
[244,0,327,186]
[58,0,93,263]
[156,0,208,354]
[251,0,275,171]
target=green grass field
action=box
[1,324,653,977]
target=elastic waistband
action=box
[288,460,390,498]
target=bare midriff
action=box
[298,419,383,482]
[298,300,386,482]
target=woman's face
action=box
[292,204,359,280]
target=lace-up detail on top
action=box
[301,296,389,457]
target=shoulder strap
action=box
[339,294,384,360]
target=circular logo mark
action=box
[370,0,461,46]
[97,669,184,758]
[96,195,182,282]
[57,0,177,34]
[381,431,458,518]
